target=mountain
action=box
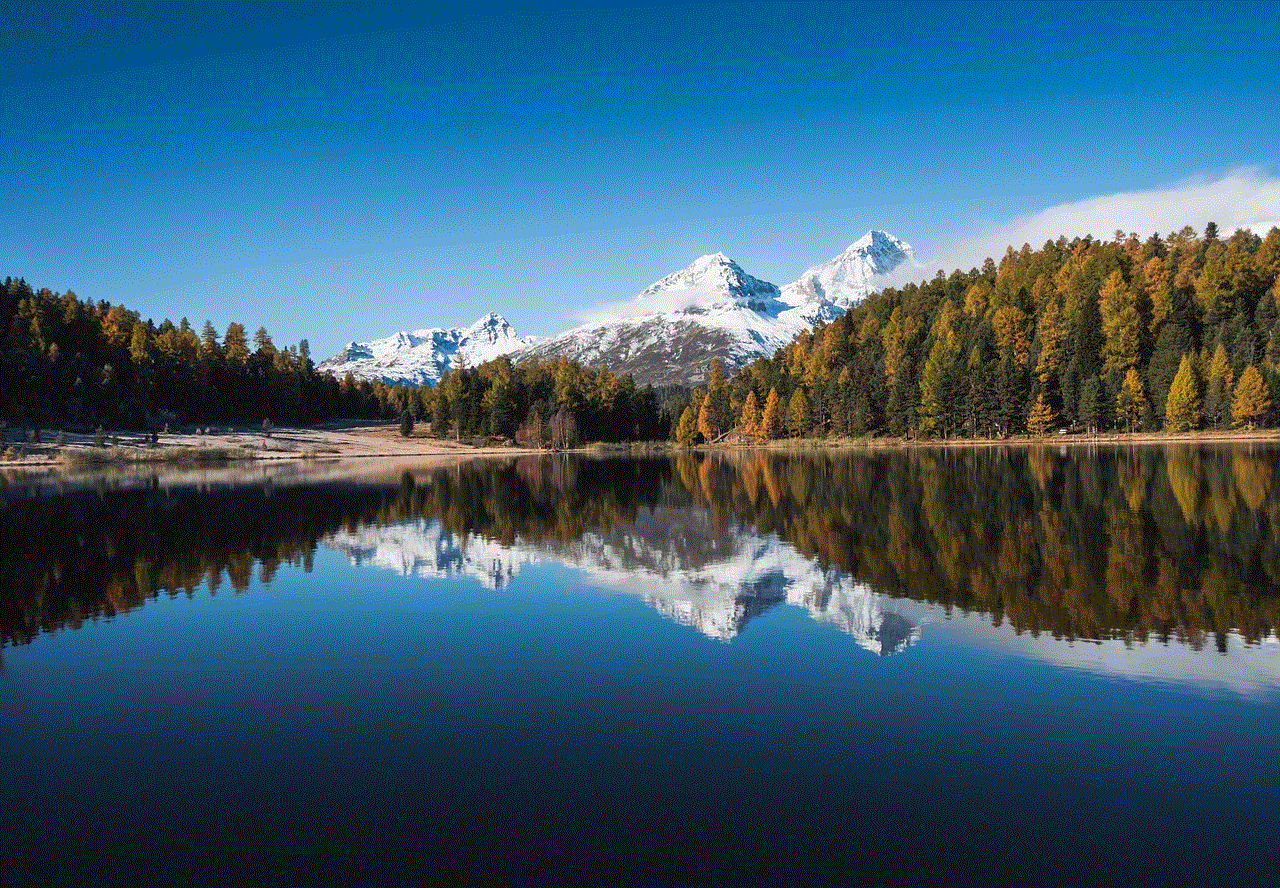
[317,312,535,386]
[517,230,917,386]
[325,509,921,654]
[319,231,916,388]
[514,252,804,387]
[780,230,918,324]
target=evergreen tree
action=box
[1078,375,1103,435]
[1203,343,1235,428]
[1146,321,1192,418]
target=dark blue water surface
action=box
[3,448,1278,886]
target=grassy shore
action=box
[61,445,251,465]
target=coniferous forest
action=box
[4,223,1279,443]
[686,224,1280,443]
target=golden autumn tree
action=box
[1116,367,1147,433]
[788,387,809,438]
[1164,354,1202,432]
[761,387,784,440]
[1099,270,1141,373]
[1026,392,1057,436]
[739,390,762,442]
[1231,365,1271,429]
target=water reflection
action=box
[3,444,1277,659]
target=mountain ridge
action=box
[319,231,917,387]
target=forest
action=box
[689,224,1280,442]
[4,223,1279,444]
[0,276,669,441]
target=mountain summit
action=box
[317,313,535,386]
[519,231,917,386]
[319,231,916,387]
[780,230,919,323]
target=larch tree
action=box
[1116,367,1147,433]
[761,387,784,440]
[1099,270,1141,373]
[788,387,810,438]
[739,390,762,442]
[1164,354,1202,432]
[1231,365,1271,429]
[1026,392,1057,437]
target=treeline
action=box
[0,278,396,427]
[676,224,1280,442]
[0,278,674,439]
[391,356,670,445]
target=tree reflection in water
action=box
[3,443,1277,649]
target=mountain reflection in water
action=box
[4,444,1277,662]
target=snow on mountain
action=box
[516,252,804,386]
[325,510,921,655]
[517,231,916,386]
[780,230,920,325]
[319,232,916,389]
[317,313,535,386]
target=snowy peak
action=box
[635,252,784,315]
[782,230,918,314]
[317,313,536,386]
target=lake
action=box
[3,445,1278,886]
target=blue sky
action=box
[4,0,1279,358]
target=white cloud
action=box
[926,167,1280,274]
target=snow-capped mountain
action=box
[325,509,921,655]
[780,230,919,324]
[319,232,916,388]
[515,252,806,387]
[317,313,535,386]
[517,231,917,386]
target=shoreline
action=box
[2,421,1279,472]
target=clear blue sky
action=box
[4,0,1278,358]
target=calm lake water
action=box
[3,445,1278,886]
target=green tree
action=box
[1078,375,1103,434]
[399,410,415,437]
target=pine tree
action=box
[1164,354,1201,432]
[1231,365,1271,429]
[399,410,415,437]
[1078,375,1103,435]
